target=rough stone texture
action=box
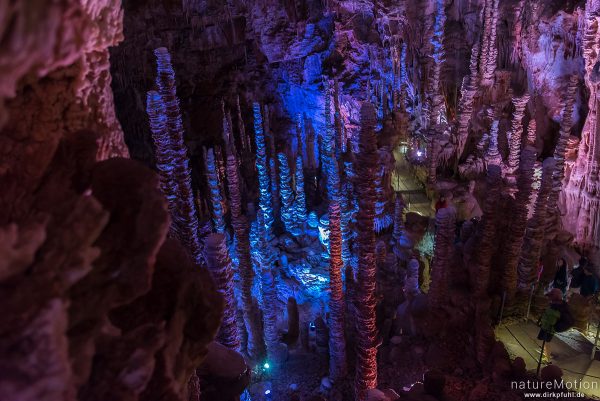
[0,3,223,400]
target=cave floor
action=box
[497,321,600,399]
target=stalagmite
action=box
[278,153,295,233]
[392,192,405,245]
[501,146,537,299]
[485,119,503,169]
[564,4,600,250]
[146,91,178,225]
[224,148,265,360]
[455,42,481,161]
[547,75,578,226]
[472,165,503,298]
[526,119,537,146]
[354,103,379,400]
[480,0,499,86]
[429,207,456,306]
[294,155,308,231]
[506,94,531,181]
[517,158,555,291]
[255,211,279,361]
[205,148,226,234]
[205,233,240,350]
[429,0,448,129]
[151,48,204,266]
[327,161,347,381]
[253,103,274,240]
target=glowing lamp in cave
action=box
[416,150,423,157]
[265,390,271,395]
[263,362,270,370]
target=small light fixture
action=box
[263,362,270,369]
[265,390,271,395]
[416,150,423,157]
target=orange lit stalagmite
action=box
[354,103,379,400]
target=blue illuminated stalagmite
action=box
[255,211,279,361]
[278,153,295,233]
[205,148,226,234]
[253,103,274,239]
[146,91,178,222]
[150,47,203,266]
[223,122,265,358]
[294,155,308,230]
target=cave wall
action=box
[0,1,223,400]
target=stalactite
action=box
[501,146,537,299]
[253,103,274,240]
[354,103,379,401]
[294,155,308,231]
[225,149,265,360]
[205,148,226,234]
[256,211,279,360]
[428,138,440,185]
[455,42,481,161]
[517,158,555,291]
[506,94,531,182]
[472,165,502,298]
[278,152,295,233]
[152,47,204,266]
[205,233,240,350]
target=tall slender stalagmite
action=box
[563,2,600,250]
[278,153,295,233]
[222,111,265,359]
[392,192,405,245]
[253,103,274,240]
[472,165,503,297]
[501,146,537,299]
[517,158,555,291]
[547,75,578,225]
[324,89,347,381]
[151,48,203,266]
[294,155,308,230]
[354,103,379,400]
[480,0,499,86]
[205,148,226,234]
[455,42,481,161]
[429,207,456,306]
[256,211,279,361]
[205,233,240,350]
[430,0,447,129]
[506,94,531,179]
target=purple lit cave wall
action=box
[3,1,600,401]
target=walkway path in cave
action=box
[497,321,600,399]
[391,145,432,217]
